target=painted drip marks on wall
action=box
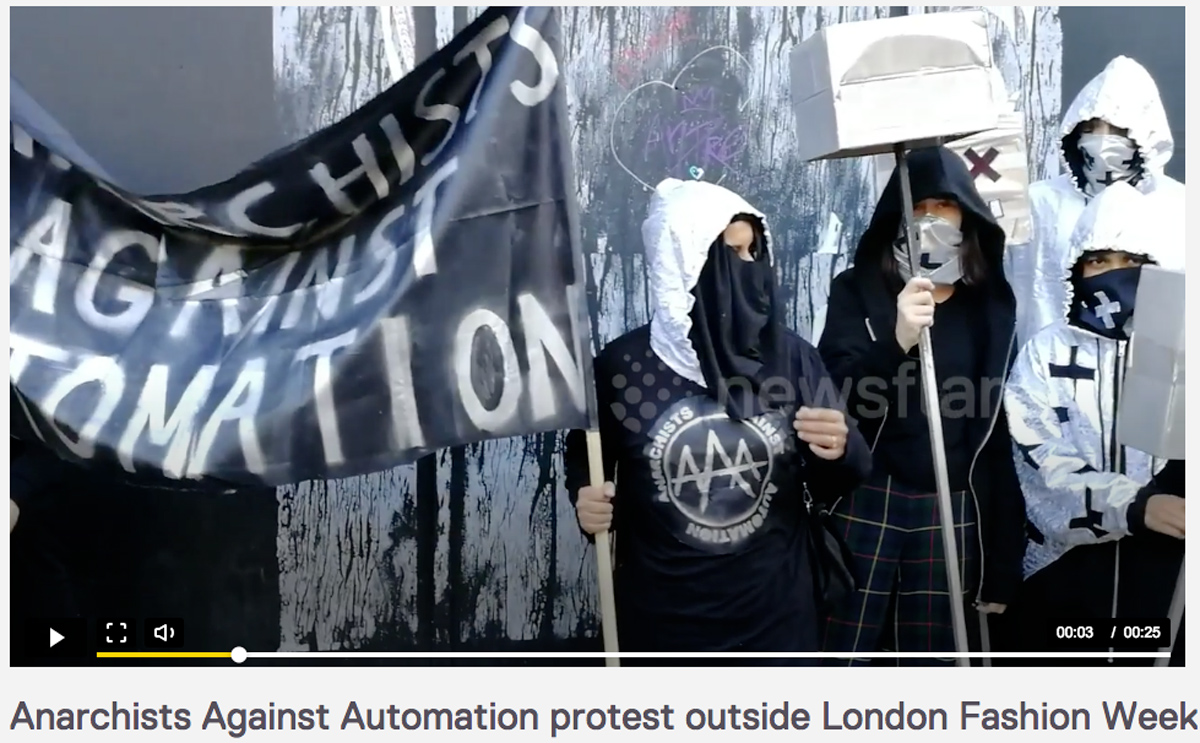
[269,5,1062,652]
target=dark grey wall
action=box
[10,7,1185,217]
[10,6,278,193]
[1060,6,1185,182]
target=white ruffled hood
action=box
[1060,55,1174,194]
[642,178,771,388]
[1061,180,1185,320]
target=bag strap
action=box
[796,438,815,515]
[798,457,845,517]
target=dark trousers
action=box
[820,476,980,666]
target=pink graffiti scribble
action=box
[613,9,695,87]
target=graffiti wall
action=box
[268,5,1064,653]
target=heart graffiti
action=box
[609,46,754,193]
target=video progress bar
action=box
[98,652,232,659]
[97,649,1172,664]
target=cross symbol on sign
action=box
[1093,290,1121,329]
[965,147,1001,182]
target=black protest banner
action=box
[9,7,596,488]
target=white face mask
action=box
[1077,133,1138,192]
[895,215,964,285]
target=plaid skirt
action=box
[820,475,982,666]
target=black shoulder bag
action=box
[801,480,859,613]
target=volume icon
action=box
[144,618,184,648]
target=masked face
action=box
[1069,265,1142,340]
[894,214,965,285]
[727,243,773,316]
[720,217,772,314]
[1077,133,1139,192]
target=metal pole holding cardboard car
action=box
[787,9,1007,667]
[586,430,621,667]
[894,144,972,667]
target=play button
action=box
[19,618,86,661]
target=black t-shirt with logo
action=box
[565,325,871,653]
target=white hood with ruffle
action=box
[642,178,771,388]
[1007,55,1184,349]
[1059,180,1186,321]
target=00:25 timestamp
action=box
[1048,619,1170,648]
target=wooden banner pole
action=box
[585,430,620,667]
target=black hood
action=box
[853,146,1008,280]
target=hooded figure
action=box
[563,178,870,658]
[1003,181,1185,664]
[818,146,1026,665]
[1007,56,1184,349]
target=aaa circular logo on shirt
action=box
[644,396,788,549]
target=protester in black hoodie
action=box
[817,146,1026,665]
[563,178,871,661]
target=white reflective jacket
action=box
[1004,182,1184,580]
[1006,56,1185,349]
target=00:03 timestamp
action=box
[1049,620,1170,647]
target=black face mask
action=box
[688,226,786,420]
[727,256,773,348]
[1069,266,1142,340]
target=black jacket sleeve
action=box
[563,354,620,541]
[977,404,1027,605]
[795,339,872,499]
[818,271,911,429]
[1128,460,1185,534]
